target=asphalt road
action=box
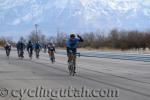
[0,49,150,100]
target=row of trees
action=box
[1,29,150,50]
[0,36,15,47]
[56,29,150,50]
[0,30,55,47]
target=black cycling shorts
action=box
[67,47,77,56]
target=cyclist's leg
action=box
[52,51,55,61]
[48,51,50,57]
[6,49,9,57]
[50,51,52,58]
[31,49,33,56]
[5,49,8,56]
[8,49,10,56]
[7,49,9,56]
[50,51,53,62]
[37,49,39,55]
[29,48,32,57]
[67,48,72,70]
[68,53,72,63]
[36,49,39,58]
[21,49,24,58]
[51,51,55,62]
[67,48,70,62]
[73,49,77,72]
[38,49,40,56]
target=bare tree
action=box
[28,30,46,44]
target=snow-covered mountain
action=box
[0,0,150,37]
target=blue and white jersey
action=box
[65,38,80,49]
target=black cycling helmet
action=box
[70,34,75,38]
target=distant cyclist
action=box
[4,42,11,57]
[47,42,56,63]
[65,33,83,72]
[27,41,34,59]
[34,41,41,59]
[16,40,25,59]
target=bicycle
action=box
[68,50,80,76]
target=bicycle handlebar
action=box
[68,50,80,57]
[75,53,80,57]
[68,52,80,57]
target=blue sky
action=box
[0,0,150,40]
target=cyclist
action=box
[65,33,83,73]
[34,41,41,59]
[27,41,34,59]
[47,42,56,63]
[4,42,11,57]
[17,40,25,58]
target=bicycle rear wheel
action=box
[68,62,75,76]
[68,62,72,76]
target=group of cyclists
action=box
[5,40,56,61]
[4,33,83,75]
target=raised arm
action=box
[77,35,84,42]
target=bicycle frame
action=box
[68,51,80,76]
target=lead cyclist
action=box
[65,33,84,73]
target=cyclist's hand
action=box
[77,34,81,38]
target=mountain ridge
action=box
[0,0,149,36]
